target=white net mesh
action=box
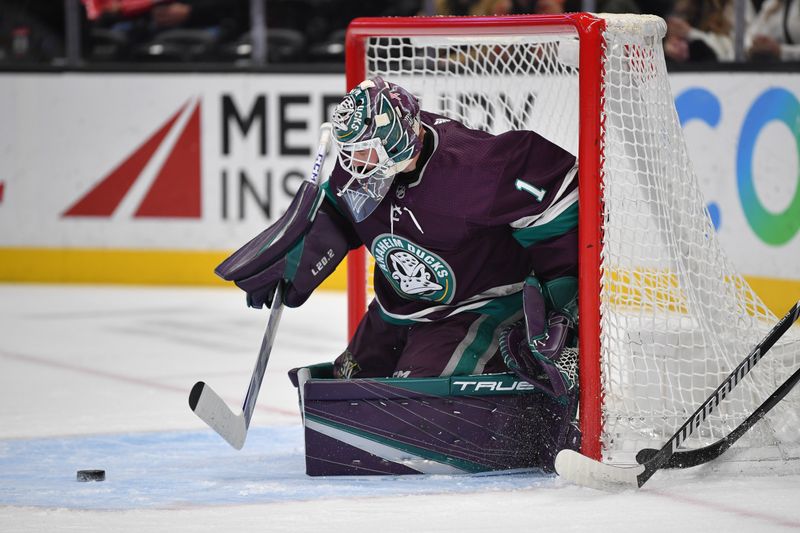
[366,31,580,152]
[358,14,800,464]
[599,15,800,464]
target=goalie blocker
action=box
[215,180,359,308]
[288,364,580,476]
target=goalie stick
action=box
[555,299,800,490]
[188,123,333,450]
[189,285,285,449]
[635,364,800,469]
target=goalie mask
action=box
[332,77,422,222]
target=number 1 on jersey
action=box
[515,179,546,202]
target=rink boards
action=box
[0,71,798,315]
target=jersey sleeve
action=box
[486,130,578,249]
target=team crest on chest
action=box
[371,234,456,304]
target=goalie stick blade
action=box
[189,381,247,450]
[555,450,645,491]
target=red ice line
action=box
[648,487,800,529]
[0,348,297,418]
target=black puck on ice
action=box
[76,469,105,482]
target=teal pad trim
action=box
[283,238,305,282]
[542,276,578,323]
[298,364,542,399]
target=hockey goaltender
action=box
[215,77,583,476]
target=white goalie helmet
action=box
[331,77,422,222]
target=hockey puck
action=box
[76,469,105,482]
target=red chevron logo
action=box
[63,98,202,218]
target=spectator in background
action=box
[664,0,751,62]
[470,0,515,15]
[150,2,191,28]
[586,0,677,18]
[147,0,247,40]
[440,0,676,17]
[530,0,566,14]
[89,0,245,32]
[747,0,800,61]
[302,1,421,61]
[86,0,247,61]
[0,0,67,63]
[599,0,643,13]
[434,0,474,15]
[506,0,564,14]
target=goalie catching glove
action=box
[500,276,578,402]
[215,181,358,308]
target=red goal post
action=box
[344,13,605,459]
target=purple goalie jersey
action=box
[326,111,577,324]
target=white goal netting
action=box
[355,13,800,464]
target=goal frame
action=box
[343,13,608,460]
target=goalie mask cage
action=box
[342,13,800,465]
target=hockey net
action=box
[343,13,800,465]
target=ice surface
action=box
[1,284,799,532]
[0,426,556,510]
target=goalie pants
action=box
[334,296,523,379]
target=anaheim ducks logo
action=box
[332,88,369,143]
[332,95,356,131]
[371,234,456,304]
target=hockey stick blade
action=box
[189,381,247,450]
[556,299,800,490]
[635,364,800,468]
[188,285,284,450]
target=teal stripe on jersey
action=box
[443,292,523,377]
[320,180,348,218]
[283,238,305,282]
[512,201,578,247]
[375,288,523,326]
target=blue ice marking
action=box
[0,426,554,510]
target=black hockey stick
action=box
[635,364,800,469]
[555,299,800,490]
[188,124,332,449]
